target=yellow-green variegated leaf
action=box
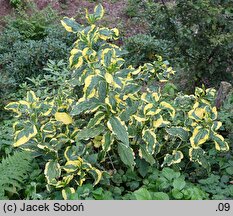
[40,122,56,134]
[211,121,222,131]
[142,129,157,154]
[211,133,229,151]
[87,111,105,128]
[188,107,205,121]
[94,4,104,20]
[166,127,190,141]
[71,98,102,116]
[99,131,114,162]
[64,146,83,162]
[162,150,184,167]
[105,72,113,84]
[82,47,97,62]
[211,106,218,120]
[101,48,116,67]
[195,87,205,97]
[83,75,101,98]
[206,88,216,99]
[144,103,153,115]
[55,112,73,125]
[61,17,83,33]
[160,101,175,118]
[44,160,61,185]
[54,175,74,189]
[69,51,83,69]
[111,28,119,38]
[89,168,102,186]
[102,131,114,153]
[132,67,141,75]
[118,142,135,168]
[189,147,209,168]
[62,187,75,200]
[153,115,170,129]
[76,125,105,141]
[190,126,209,148]
[98,27,113,40]
[139,145,155,165]
[14,124,37,147]
[132,115,147,123]
[107,116,129,146]
[26,91,39,102]
[63,160,82,173]
[152,92,160,102]
[105,96,117,113]
[5,102,20,116]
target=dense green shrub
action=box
[0,6,76,120]
[0,6,75,82]
[125,0,233,89]
[5,4,230,200]
[124,34,171,67]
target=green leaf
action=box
[107,116,129,146]
[172,188,183,199]
[183,187,207,200]
[226,167,233,175]
[166,127,189,141]
[118,143,135,168]
[44,161,61,185]
[134,188,152,200]
[136,158,150,178]
[173,177,186,190]
[153,192,169,200]
[162,167,180,181]
[76,125,105,141]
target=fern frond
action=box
[0,151,33,199]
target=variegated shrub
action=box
[5,4,229,196]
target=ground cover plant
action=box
[0,2,232,200]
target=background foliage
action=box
[0,1,232,200]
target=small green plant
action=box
[133,167,208,200]
[0,120,14,157]
[198,174,233,200]
[10,0,24,8]
[0,151,33,199]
